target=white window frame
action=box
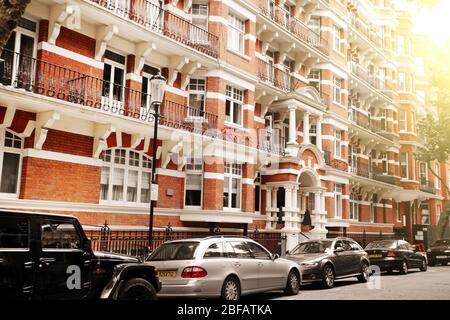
[399,110,407,131]
[334,130,342,159]
[188,78,206,119]
[398,72,406,91]
[184,157,203,208]
[225,85,244,126]
[334,184,342,218]
[191,2,209,43]
[0,129,23,199]
[4,18,38,87]
[227,13,245,54]
[333,78,342,104]
[102,51,126,112]
[333,25,341,52]
[401,152,408,180]
[349,194,359,221]
[223,162,242,211]
[100,148,152,206]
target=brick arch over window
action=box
[297,144,325,168]
[99,147,153,205]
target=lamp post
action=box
[148,73,166,252]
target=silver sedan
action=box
[145,236,301,300]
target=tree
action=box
[0,0,31,55]
[416,41,450,240]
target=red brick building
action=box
[0,0,446,250]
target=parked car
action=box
[427,239,450,266]
[413,243,428,264]
[283,237,370,289]
[145,236,301,300]
[0,211,160,300]
[365,239,427,274]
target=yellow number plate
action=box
[369,254,382,259]
[157,271,177,278]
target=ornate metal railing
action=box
[89,0,219,58]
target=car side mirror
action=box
[272,253,280,260]
[84,238,92,251]
[334,247,344,253]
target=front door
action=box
[35,218,91,299]
[226,241,259,291]
[0,214,35,299]
[247,241,284,289]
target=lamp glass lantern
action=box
[150,73,167,105]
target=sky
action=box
[395,0,450,45]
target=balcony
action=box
[349,161,398,186]
[0,50,287,155]
[87,0,219,58]
[420,178,436,194]
[258,0,329,55]
[257,58,329,106]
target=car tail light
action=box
[387,251,396,257]
[181,266,208,278]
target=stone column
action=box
[288,106,297,145]
[303,111,310,144]
[316,116,323,150]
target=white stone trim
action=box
[242,178,253,185]
[209,16,228,25]
[38,42,104,70]
[23,149,102,167]
[206,92,226,101]
[156,168,185,178]
[205,69,255,91]
[204,172,224,180]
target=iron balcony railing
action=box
[258,0,329,55]
[0,50,285,155]
[0,49,219,133]
[256,58,329,106]
[89,0,219,58]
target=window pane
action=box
[0,152,20,194]
[100,166,110,200]
[112,168,124,201]
[230,241,252,258]
[203,242,223,258]
[127,170,138,202]
[0,216,29,249]
[41,221,81,249]
[141,172,151,203]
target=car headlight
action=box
[301,262,319,268]
[445,250,450,253]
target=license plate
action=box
[157,271,177,278]
[369,254,382,259]
[436,256,447,259]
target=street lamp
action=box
[148,72,166,252]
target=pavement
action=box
[245,266,450,300]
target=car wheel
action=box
[357,261,370,283]
[322,264,335,289]
[284,269,300,295]
[117,278,157,300]
[399,260,408,275]
[221,276,241,301]
[386,268,393,274]
[419,258,427,272]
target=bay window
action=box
[333,78,342,104]
[100,148,152,204]
[334,184,342,218]
[349,194,359,220]
[401,152,408,179]
[188,78,206,118]
[399,110,407,131]
[334,130,342,158]
[223,162,242,209]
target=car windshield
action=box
[433,239,450,246]
[147,242,199,261]
[290,241,332,254]
[365,240,397,249]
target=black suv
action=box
[428,239,450,266]
[0,211,160,300]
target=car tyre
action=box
[221,276,241,301]
[284,269,300,295]
[357,261,370,283]
[419,258,427,272]
[322,264,335,289]
[399,260,408,275]
[117,278,157,300]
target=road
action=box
[246,266,450,300]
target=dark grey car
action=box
[283,237,370,288]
